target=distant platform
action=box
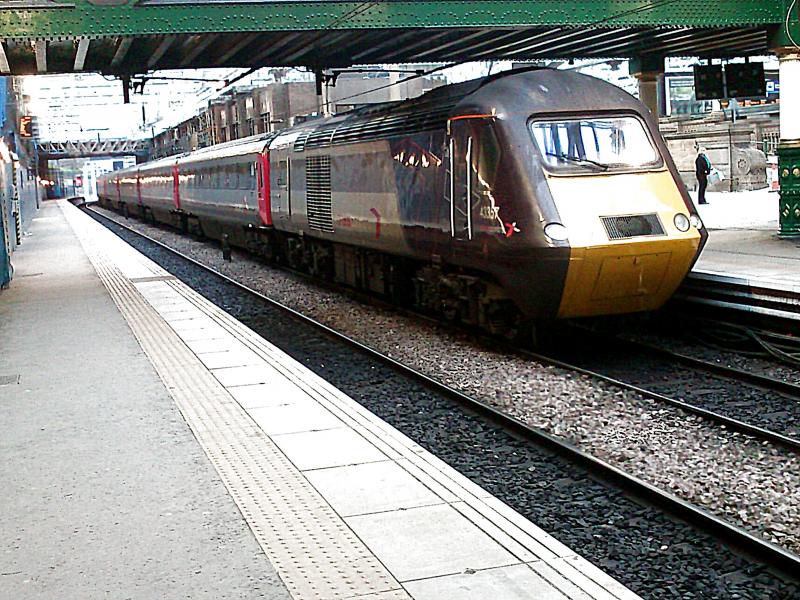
[690,188,800,286]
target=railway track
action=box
[86,204,800,592]
[536,327,800,451]
[88,202,800,451]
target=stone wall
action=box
[660,114,775,192]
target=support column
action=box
[314,68,332,118]
[777,50,800,237]
[0,139,12,287]
[630,55,666,118]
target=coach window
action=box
[276,159,287,187]
[278,159,292,216]
[242,164,253,189]
[234,165,242,189]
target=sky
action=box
[20,56,777,144]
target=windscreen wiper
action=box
[546,152,610,171]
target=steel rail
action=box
[611,334,800,398]
[526,332,800,452]
[87,202,800,446]
[85,204,800,582]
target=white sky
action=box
[21,56,778,144]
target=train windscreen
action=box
[530,116,661,173]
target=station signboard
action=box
[766,79,780,97]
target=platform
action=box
[691,188,800,288]
[0,200,639,600]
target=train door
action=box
[447,121,472,241]
[172,163,181,210]
[256,150,272,226]
[447,118,502,241]
[136,170,142,206]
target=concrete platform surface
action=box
[2,200,642,600]
[681,187,800,286]
[691,188,778,230]
[694,228,800,285]
[0,201,291,599]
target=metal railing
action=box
[761,130,780,155]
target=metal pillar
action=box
[0,158,11,288]
[777,51,800,238]
[0,202,9,287]
[314,69,331,117]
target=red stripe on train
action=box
[171,164,181,210]
[257,151,272,226]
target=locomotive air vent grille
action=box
[601,214,665,240]
[293,131,312,152]
[305,128,337,149]
[331,106,453,146]
[306,155,334,233]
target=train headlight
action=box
[689,214,703,229]
[673,213,690,232]
[544,223,569,241]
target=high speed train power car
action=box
[98,68,707,335]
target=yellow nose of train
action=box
[547,169,703,318]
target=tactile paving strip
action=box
[61,203,404,600]
[63,202,640,600]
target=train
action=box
[98,68,707,336]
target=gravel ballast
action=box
[545,330,800,442]
[89,207,800,598]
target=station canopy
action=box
[0,1,798,76]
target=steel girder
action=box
[37,139,150,159]
[0,1,798,75]
[0,1,789,37]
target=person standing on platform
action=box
[695,147,711,205]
